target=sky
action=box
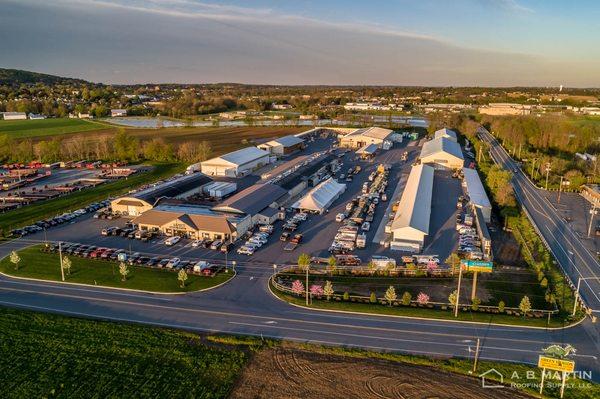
[1,0,600,86]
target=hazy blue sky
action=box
[1,0,599,86]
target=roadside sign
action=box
[538,356,575,373]
[117,253,127,262]
[461,260,493,273]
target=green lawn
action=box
[0,307,251,398]
[0,118,110,139]
[0,162,185,235]
[271,282,572,328]
[0,245,233,293]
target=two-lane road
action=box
[479,127,600,313]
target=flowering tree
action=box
[519,296,532,315]
[448,289,458,309]
[323,281,334,300]
[291,280,304,295]
[310,284,323,298]
[416,292,429,305]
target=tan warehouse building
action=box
[133,204,251,242]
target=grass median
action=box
[270,280,573,328]
[0,162,185,235]
[0,245,233,293]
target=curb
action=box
[0,269,236,296]
[267,279,585,331]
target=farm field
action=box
[0,118,111,139]
[0,307,250,398]
[1,307,596,399]
[0,163,184,235]
[123,125,307,155]
[0,245,233,292]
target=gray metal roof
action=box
[420,137,464,161]
[213,183,287,215]
[132,173,212,205]
[214,146,270,166]
[265,135,304,147]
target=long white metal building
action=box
[462,167,492,223]
[390,164,434,252]
[200,147,271,177]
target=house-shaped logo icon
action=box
[479,368,504,388]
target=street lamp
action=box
[572,276,600,316]
[587,204,598,238]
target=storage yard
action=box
[14,126,492,274]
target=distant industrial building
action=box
[390,164,434,252]
[462,167,492,223]
[1,112,27,120]
[110,109,127,117]
[434,128,457,142]
[257,135,305,156]
[419,137,464,170]
[292,178,346,214]
[339,127,394,149]
[581,184,600,207]
[133,204,249,242]
[212,183,287,225]
[200,147,271,177]
[111,173,212,216]
[478,103,531,116]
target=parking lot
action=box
[17,134,468,272]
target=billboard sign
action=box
[461,260,493,273]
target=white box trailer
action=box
[210,182,237,198]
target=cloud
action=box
[482,0,534,14]
[1,0,596,86]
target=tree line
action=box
[0,130,211,165]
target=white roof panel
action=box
[292,178,346,212]
[266,135,304,147]
[462,168,491,209]
[209,146,270,167]
[391,164,434,235]
[420,137,464,161]
[434,128,457,141]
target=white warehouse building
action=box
[339,127,394,150]
[462,167,492,223]
[390,164,434,252]
[200,147,271,177]
[434,128,458,142]
[257,135,304,156]
[419,137,464,170]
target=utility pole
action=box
[530,158,536,178]
[471,271,478,301]
[518,142,522,159]
[588,204,598,238]
[454,264,463,317]
[58,241,65,282]
[305,263,310,306]
[472,338,481,373]
[545,163,551,190]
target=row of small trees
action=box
[0,130,212,165]
[286,277,534,315]
[9,251,189,289]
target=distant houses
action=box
[110,109,127,117]
[1,112,27,120]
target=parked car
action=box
[166,258,181,269]
[220,243,234,253]
[361,221,371,231]
[210,240,222,250]
[237,246,255,255]
[191,239,203,247]
[165,236,181,246]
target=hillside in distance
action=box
[0,68,89,86]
